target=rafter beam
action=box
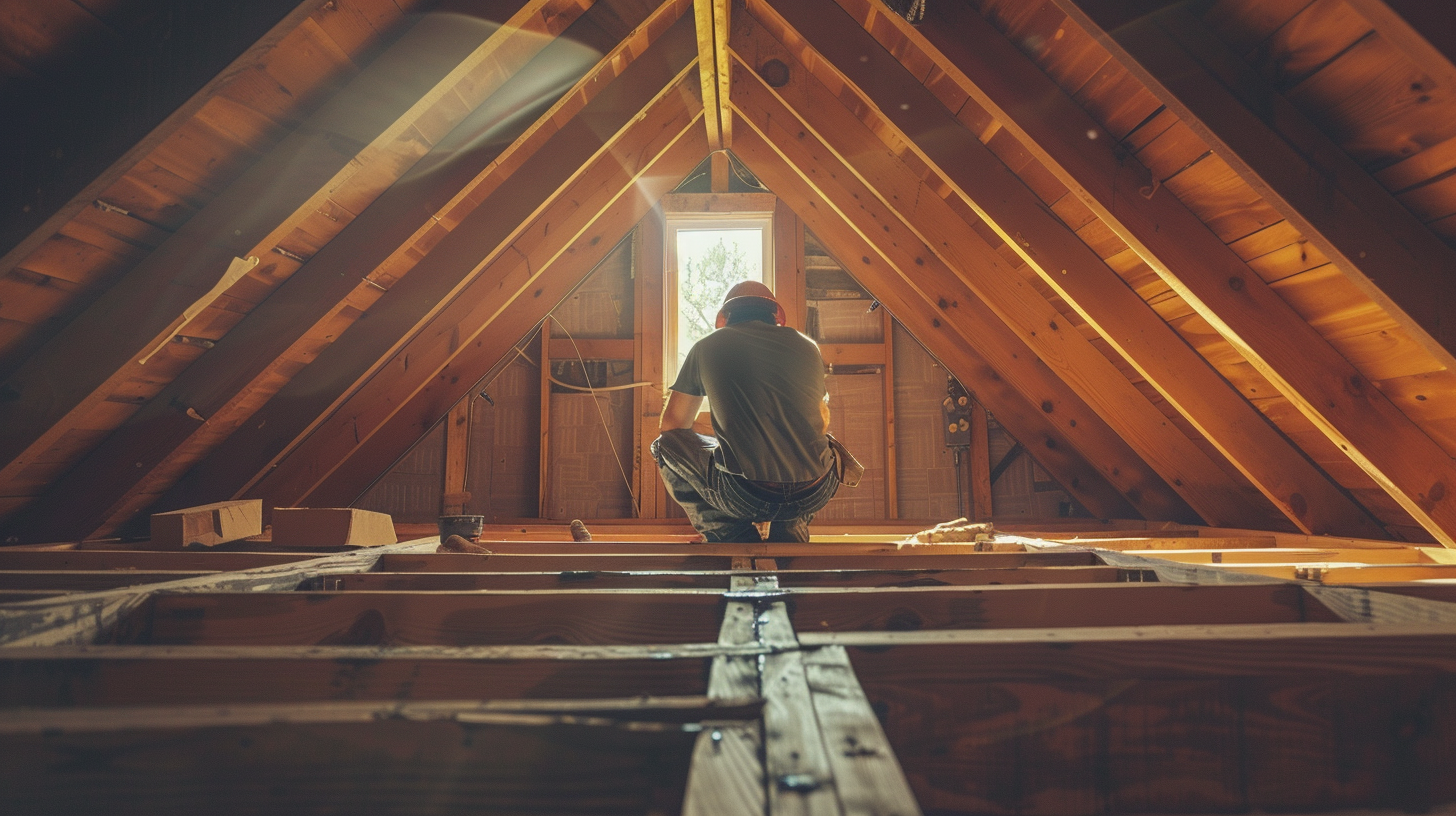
[731,123,1159,522]
[286,89,707,509]
[13,1,693,542]
[907,0,1456,546]
[776,0,1384,539]
[732,19,1264,525]
[1050,0,1456,369]
[692,0,724,150]
[0,0,611,542]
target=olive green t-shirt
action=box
[670,320,833,483]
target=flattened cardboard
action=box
[271,507,396,549]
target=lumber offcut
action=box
[270,508,395,549]
[150,500,262,549]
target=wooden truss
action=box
[5,522,1456,813]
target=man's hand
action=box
[820,393,831,435]
[660,390,705,431]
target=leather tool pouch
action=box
[825,433,865,488]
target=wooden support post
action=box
[881,310,897,519]
[969,402,992,521]
[635,209,669,518]
[442,400,471,516]
[539,328,554,519]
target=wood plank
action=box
[281,84,707,509]
[149,499,262,549]
[0,571,215,591]
[0,644,727,707]
[0,541,432,647]
[371,549,1099,571]
[322,565,1123,591]
[802,645,922,816]
[141,2,696,523]
[788,583,1343,633]
[693,0,723,149]
[0,551,313,572]
[1051,0,1456,369]
[115,591,730,646]
[818,0,1385,538]
[913,0,1456,546]
[801,621,1456,676]
[843,644,1456,813]
[634,207,669,518]
[0,0,613,544]
[0,716,697,815]
[0,0,315,271]
[0,4,538,495]
[729,64,1187,523]
[741,5,1273,529]
[442,399,470,515]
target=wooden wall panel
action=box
[892,322,962,522]
[355,423,445,524]
[466,356,541,520]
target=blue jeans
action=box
[652,429,839,542]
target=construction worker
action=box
[652,281,859,542]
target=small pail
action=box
[438,514,485,542]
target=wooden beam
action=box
[0,540,434,647]
[910,0,1456,546]
[0,0,318,269]
[729,72,1179,523]
[0,571,215,591]
[0,644,728,707]
[1052,0,1456,370]
[319,565,1123,591]
[275,84,707,510]
[693,0,724,149]
[790,0,1386,538]
[0,0,593,513]
[788,583,1342,633]
[375,549,1098,571]
[634,208,670,518]
[539,327,555,518]
[117,591,731,646]
[1343,0,1456,97]
[736,8,1279,530]
[0,714,698,815]
[0,0,627,544]
[138,7,699,521]
[801,621,1456,677]
[968,401,993,520]
[442,399,471,515]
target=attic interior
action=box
[4,0,1456,812]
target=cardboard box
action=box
[271,507,396,549]
[150,500,263,549]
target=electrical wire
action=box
[545,315,643,517]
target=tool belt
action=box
[826,432,864,488]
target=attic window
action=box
[664,212,774,384]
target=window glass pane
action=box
[674,228,764,376]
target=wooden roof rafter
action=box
[757,0,1386,539]
[1051,0,1456,370]
[729,88,1173,522]
[887,0,1456,546]
[0,0,604,541]
[732,8,1280,529]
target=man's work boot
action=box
[569,519,593,542]
[766,518,811,543]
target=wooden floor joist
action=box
[3,526,1456,814]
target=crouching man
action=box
[651,281,858,543]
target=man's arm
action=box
[660,389,705,431]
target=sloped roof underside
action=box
[0,0,1454,546]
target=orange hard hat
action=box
[715,280,787,328]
